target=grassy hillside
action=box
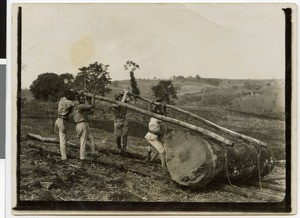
[19,78,286,202]
[22,77,285,119]
[108,78,285,119]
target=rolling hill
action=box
[22,77,285,120]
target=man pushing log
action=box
[54,90,76,161]
[113,89,135,155]
[73,92,97,160]
[73,91,274,187]
[144,97,168,174]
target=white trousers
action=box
[76,122,95,159]
[55,118,68,160]
[145,132,165,154]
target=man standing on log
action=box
[145,98,168,174]
[113,89,134,155]
[74,92,96,160]
[54,90,76,161]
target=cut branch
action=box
[27,133,77,147]
[27,133,160,164]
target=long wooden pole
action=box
[128,92,267,147]
[27,133,77,147]
[80,91,234,146]
[27,133,161,164]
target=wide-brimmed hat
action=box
[115,93,123,100]
[153,105,167,115]
[155,97,163,102]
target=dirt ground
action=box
[19,101,286,203]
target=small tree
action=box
[124,60,140,95]
[151,80,177,104]
[74,62,112,96]
[195,74,201,82]
[244,80,257,95]
[174,76,185,81]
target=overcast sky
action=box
[12,3,287,88]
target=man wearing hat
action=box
[144,97,168,174]
[113,89,134,154]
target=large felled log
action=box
[129,92,267,147]
[164,130,275,188]
[79,91,275,188]
[80,91,233,146]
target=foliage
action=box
[205,78,222,86]
[59,73,74,87]
[124,60,140,95]
[244,80,258,91]
[178,93,203,105]
[30,73,70,101]
[57,73,75,98]
[174,76,185,81]
[195,74,201,82]
[112,80,119,87]
[151,80,177,104]
[74,62,112,96]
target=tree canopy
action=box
[74,62,112,96]
[151,80,177,104]
[30,73,74,101]
[30,62,113,101]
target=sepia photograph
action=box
[9,2,296,215]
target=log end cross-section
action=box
[165,130,223,187]
[165,130,275,188]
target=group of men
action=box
[55,90,96,160]
[54,89,168,174]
